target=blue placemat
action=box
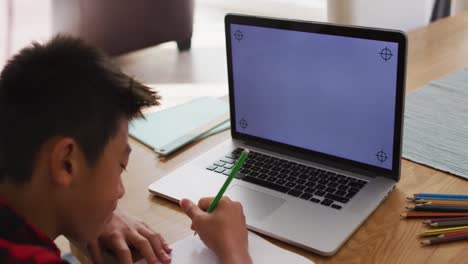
[403,68,468,179]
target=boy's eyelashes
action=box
[120,163,127,171]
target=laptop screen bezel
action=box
[225,14,407,181]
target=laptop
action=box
[149,14,407,256]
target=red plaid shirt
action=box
[0,197,65,263]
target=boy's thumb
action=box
[180,198,201,220]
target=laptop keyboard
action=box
[206,148,368,210]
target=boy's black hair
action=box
[0,35,159,184]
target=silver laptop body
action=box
[149,14,407,256]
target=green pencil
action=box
[194,149,249,235]
[207,149,249,213]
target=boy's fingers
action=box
[140,224,172,254]
[87,240,105,264]
[180,199,203,219]
[198,196,233,210]
[127,231,159,264]
[105,235,133,264]
[197,197,215,210]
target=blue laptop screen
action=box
[230,24,399,170]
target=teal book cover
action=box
[130,97,230,156]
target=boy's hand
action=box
[180,197,252,264]
[87,209,172,264]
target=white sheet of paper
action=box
[135,231,314,264]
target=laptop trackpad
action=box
[226,185,285,222]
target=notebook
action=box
[197,120,231,140]
[129,97,229,156]
[134,231,314,264]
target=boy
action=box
[0,36,252,264]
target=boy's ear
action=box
[49,137,80,188]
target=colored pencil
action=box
[407,196,468,202]
[413,193,468,199]
[401,212,468,219]
[430,219,468,227]
[406,204,468,212]
[412,196,468,202]
[412,193,468,202]
[423,217,468,224]
[419,225,468,236]
[193,149,249,236]
[206,149,249,213]
[415,200,468,206]
[438,230,468,238]
[421,234,468,246]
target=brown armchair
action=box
[52,0,194,56]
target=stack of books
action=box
[401,193,468,246]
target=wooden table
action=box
[74,11,468,264]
